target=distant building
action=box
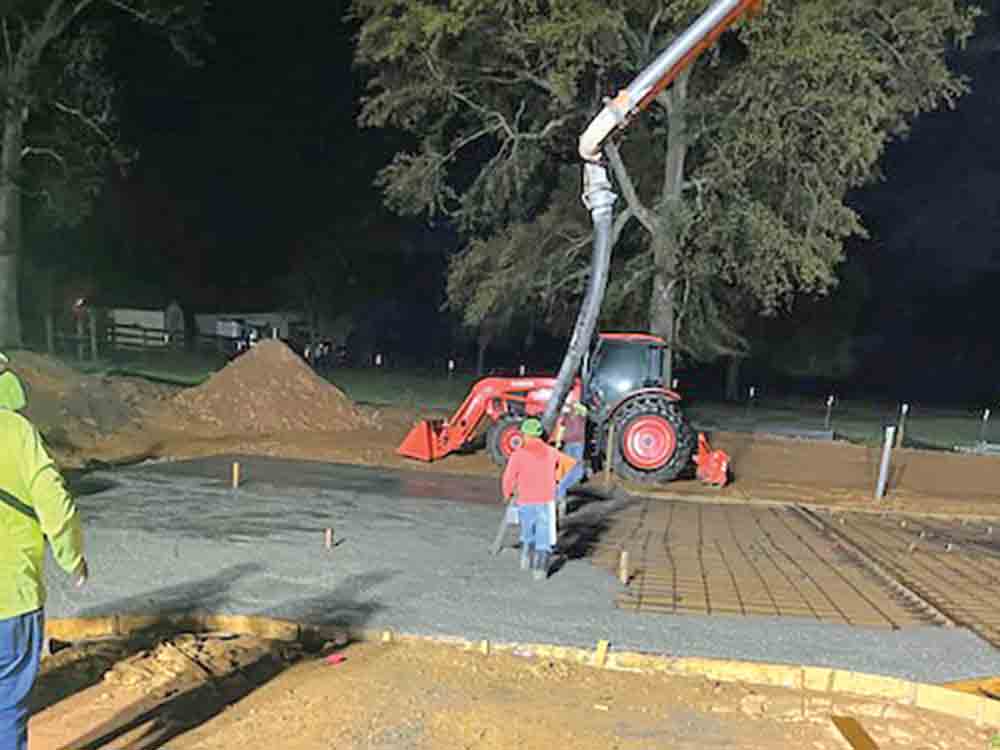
[108,306,182,349]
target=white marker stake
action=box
[824,395,835,431]
[745,386,757,419]
[518,364,526,376]
[671,378,679,390]
[875,425,897,501]
[375,353,383,367]
[895,403,910,449]
[980,408,992,446]
[448,359,455,378]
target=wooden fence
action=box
[43,312,238,361]
[106,323,185,352]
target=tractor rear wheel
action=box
[611,396,695,483]
[486,415,525,467]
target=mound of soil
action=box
[171,339,364,434]
[6,350,175,459]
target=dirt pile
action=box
[7,350,175,456]
[171,339,365,434]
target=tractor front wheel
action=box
[611,396,695,483]
[486,415,525,467]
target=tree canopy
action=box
[0,0,205,346]
[354,0,979,375]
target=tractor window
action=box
[588,340,655,407]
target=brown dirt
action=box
[646,431,1000,518]
[29,635,990,750]
[167,339,367,434]
[7,350,176,464]
[10,347,1000,517]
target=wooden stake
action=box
[618,549,630,585]
[325,527,333,549]
[604,424,615,486]
[231,461,240,490]
[831,716,880,750]
[594,639,610,668]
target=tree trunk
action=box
[648,70,690,387]
[476,326,492,376]
[649,232,679,384]
[725,356,742,402]
[0,107,24,347]
[523,308,536,354]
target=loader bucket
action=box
[397,419,446,461]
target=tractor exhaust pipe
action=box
[540,163,616,435]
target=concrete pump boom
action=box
[540,0,763,435]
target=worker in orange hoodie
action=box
[501,418,563,580]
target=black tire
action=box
[610,396,696,483]
[486,415,525,467]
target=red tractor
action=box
[398,332,726,484]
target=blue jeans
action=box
[0,610,44,750]
[556,442,586,501]
[518,503,553,554]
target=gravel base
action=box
[46,457,1000,683]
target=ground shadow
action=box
[29,640,143,717]
[65,473,118,497]
[77,562,265,621]
[557,490,634,563]
[31,563,264,717]
[44,571,392,750]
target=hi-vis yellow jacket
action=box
[0,370,26,411]
[0,409,84,620]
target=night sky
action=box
[44,1,1000,400]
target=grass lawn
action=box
[47,346,993,452]
[327,366,991,451]
[78,349,228,386]
[686,398,990,450]
[326,367,481,410]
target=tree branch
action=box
[606,141,656,233]
[17,0,98,74]
[104,0,167,26]
[442,123,503,164]
[469,64,558,97]
[644,4,666,58]
[2,19,12,76]
[611,206,635,247]
[53,100,114,144]
[21,145,67,168]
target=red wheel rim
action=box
[499,425,524,458]
[622,415,676,470]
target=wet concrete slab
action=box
[42,456,1000,683]
[137,454,503,505]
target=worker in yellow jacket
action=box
[1,408,87,750]
[0,352,26,412]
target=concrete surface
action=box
[46,455,1000,683]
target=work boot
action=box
[520,544,535,571]
[533,551,550,581]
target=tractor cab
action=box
[584,333,668,423]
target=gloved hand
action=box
[73,558,89,588]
